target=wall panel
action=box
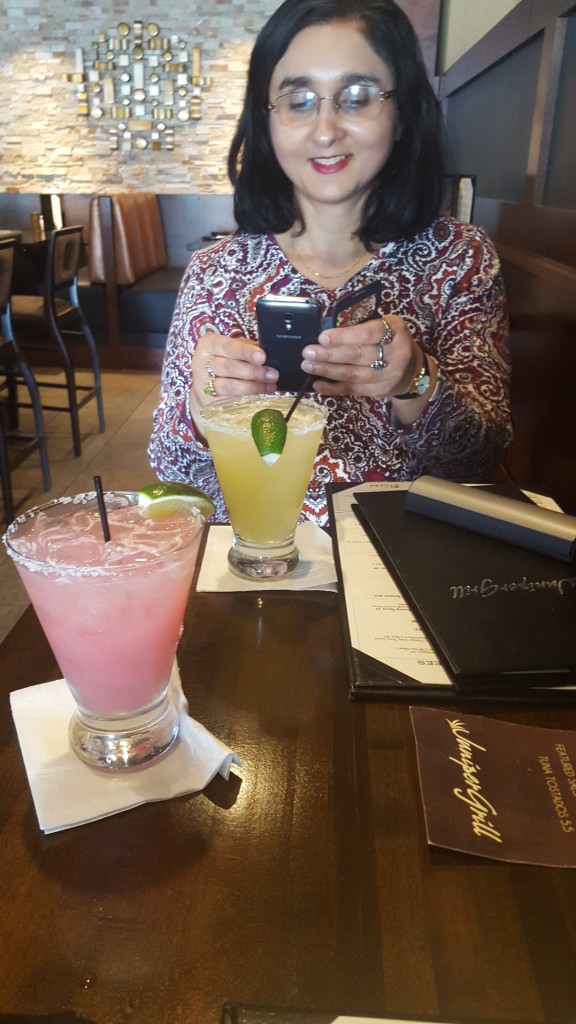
[440,0,576,513]
[543,10,576,210]
[445,36,542,201]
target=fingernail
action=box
[301,360,314,373]
[265,369,278,381]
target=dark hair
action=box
[228,0,446,245]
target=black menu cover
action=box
[353,489,576,693]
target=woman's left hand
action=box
[301,315,426,400]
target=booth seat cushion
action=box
[78,265,185,348]
[121,266,185,342]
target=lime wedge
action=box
[138,482,215,520]
[251,408,287,465]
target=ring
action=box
[370,321,393,372]
[203,360,216,397]
[370,341,388,371]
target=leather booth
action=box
[78,193,186,364]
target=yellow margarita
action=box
[202,395,326,579]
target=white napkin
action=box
[197,522,338,592]
[10,663,240,834]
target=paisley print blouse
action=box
[148,217,512,526]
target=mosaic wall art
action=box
[69,20,211,151]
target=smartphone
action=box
[256,281,382,392]
[256,294,322,392]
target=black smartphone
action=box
[256,281,382,392]
[256,294,322,392]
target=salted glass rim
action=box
[200,392,328,433]
[2,489,204,577]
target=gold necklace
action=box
[291,248,368,282]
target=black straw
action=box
[285,376,314,424]
[93,475,111,543]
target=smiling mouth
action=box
[312,155,348,166]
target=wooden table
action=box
[2,585,576,1024]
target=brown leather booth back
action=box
[88,193,167,286]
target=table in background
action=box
[1,586,576,1024]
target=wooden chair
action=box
[11,225,105,456]
[0,239,51,524]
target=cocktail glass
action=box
[202,394,327,579]
[3,491,204,771]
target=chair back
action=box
[0,239,15,314]
[48,226,82,294]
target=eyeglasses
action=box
[268,84,397,126]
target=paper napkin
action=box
[196,522,338,592]
[10,663,240,834]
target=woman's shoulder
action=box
[386,217,499,271]
[431,218,500,264]
[413,216,494,251]
[189,230,276,267]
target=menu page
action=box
[330,482,450,687]
[223,1008,473,1024]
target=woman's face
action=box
[268,20,400,216]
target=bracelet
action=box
[394,352,431,400]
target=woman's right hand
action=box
[189,332,279,434]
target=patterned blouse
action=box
[148,216,512,526]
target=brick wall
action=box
[0,0,278,194]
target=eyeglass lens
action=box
[270,84,394,124]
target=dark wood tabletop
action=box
[2,581,576,1024]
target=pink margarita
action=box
[4,492,205,770]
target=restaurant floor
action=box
[0,368,161,645]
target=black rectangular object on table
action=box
[353,487,576,694]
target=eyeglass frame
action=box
[267,84,398,124]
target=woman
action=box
[149,0,512,525]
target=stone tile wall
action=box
[0,0,278,194]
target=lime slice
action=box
[138,482,215,520]
[251,408,287,465]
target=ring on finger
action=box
[370,341,388,372]
[203,360,217,397]
[380,320,393,346]
[370,320,393,372]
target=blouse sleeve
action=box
[147,256,228,520]
[390,227,513,482]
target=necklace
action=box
[291,247,369,282]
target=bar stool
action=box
[0,412,15,525]
[0,239,51,525]
[11,225,105,457]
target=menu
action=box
[327,482,575,702]
[354,484,576,690]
